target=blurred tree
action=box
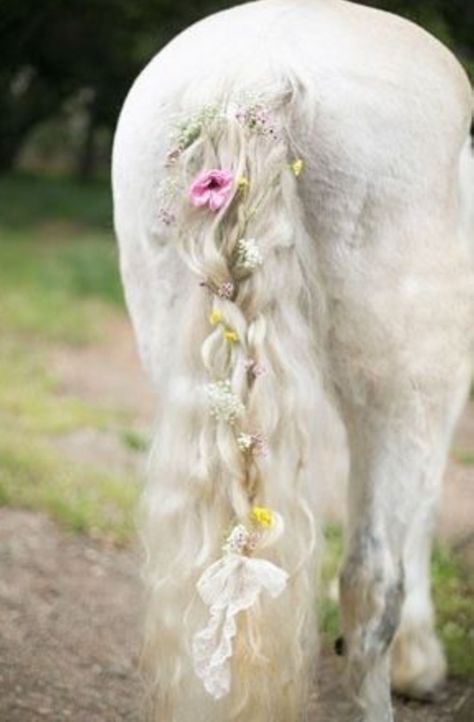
[0,0,471,177]
[0,0,141,173]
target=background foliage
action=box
[0,0,472,178]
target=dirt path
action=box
[1,317,473,721]
[1,509,472,722]
[0,510,141,722]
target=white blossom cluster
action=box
[207,380,244,424]
[237,431,269,457]
[222,524,250,555]
[236,432,254,452]
[235,238,263,272]
[235,103,279,139]
[222,523,258,555]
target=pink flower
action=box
[188,169,234,212]
[217,281,235,299]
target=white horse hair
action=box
[112,1,474,720]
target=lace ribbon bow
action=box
[192,546,288,698]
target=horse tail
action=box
[142,86,322,722]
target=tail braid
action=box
[175,104,307,521]
[144,91,319,721]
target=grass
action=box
[121,427,150,453]
[320,525,474,678]
[432,544,474,676]
[451,448,474,465]
[0,173,140,542]
[0,173,112,231]
[320,523,344,643]
[0,428,138,543]
[0,339,122,433]
[0,173,122,344]
[0,229,122,344]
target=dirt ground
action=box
[1,318,473,721]
[1,509,472,722]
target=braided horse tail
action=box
[141,87,322,722]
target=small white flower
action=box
[207,381,244,424]
[222,523,260,555]
[235,239,263,272]
[236,432,253,452]
[223,524,250,555]
[236,431,269,457]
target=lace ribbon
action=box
[192,553,288,698]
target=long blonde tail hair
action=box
[142,86,321,722]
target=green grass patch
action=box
[320,523,343,642]
[121,428,150,453]
[0,430,138,543]
[0,173,141,542]
[0,173,112,231]
[0,337,139,541]
[0,173,122,344]
[320,525,474,677]
[432,544,474,676]
[0,228,123,344]
[0,339,122,434]
[451,447,474,466]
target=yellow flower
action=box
[237,176,250,191]
[224,329,239,343]
[209,309,223,326]
[291,158,304,177]
[250,506,274,527]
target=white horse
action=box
[112,1,474,720]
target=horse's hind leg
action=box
[390,368,471,699]
[389,498,446,700]
[336,359,471,722]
